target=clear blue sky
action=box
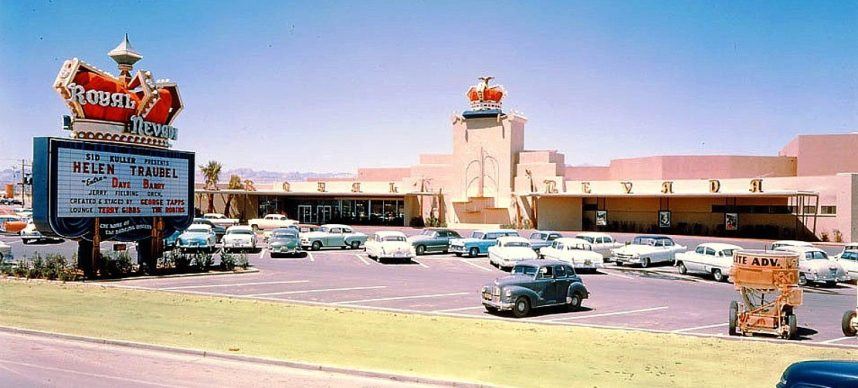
[1,1,856,173]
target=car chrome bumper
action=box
[482,299,514,311]
[449,245,466,253]
[270,246,299,254]
[613,255,639,264]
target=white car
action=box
[488,236,539,270]
[202,213,239,228]
[247,214,298,231]
[675,243,742,282]
[222,225,258,252]
[540,237,603,271]
[770,240,814,250]
[835,251,858,280]
[0,240,13,263]
[611,235,687,268]
[574,232,623,259]
[365,231,413,262]
[775,246,851,286]
[19,222,64,244]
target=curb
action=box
[0,326,490,387]
[90,267,260,283]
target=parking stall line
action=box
[670,322,728,333]
[306,252,315,261]
[820,336,856,344]
[245,285,387,297]
[432,306,485,313]
[354,254,372,266]
[458,259,493,272]
[159,280,310,290]
[259,249,268,258]
[598,269,633,280]
[412,258,429,268]
[545,306,669,322]
[338,292,470,304]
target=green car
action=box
[268,228,300,257]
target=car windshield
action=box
[511,265,537,276]
[576,235,595,243]
[187,227,209,233]
[721,249,736,257]
[228,229,253,235]
[529,233,544,240]
[420,229,435,235]
[320,226,330,232]
[504,242,530,248]
[806,251,828,260]
[272,231,296,238]
[471,232,484,239]
[382,236,406,242]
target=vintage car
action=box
[775,246,851,286]
[222,225,258,252]
[176,224,218,253]
[291,224,320,234]
[201,213,239,228]
[539,237,603,271]
[407,228,462,255]
[449,229,519,257]
[0,240,13,263]
[771,240,814,250]
[192,218,226,241]
[247,214,298,232]
[299,224,367,250]
[488,236,539,269]
[0,215,27,234]
[481,259,589,318]
[527,231,563,253]
[844,287,858,336]
[777,361,858,388]
[574,232,623,259]
[674,243,742,282]
[19,222,64,244]
[611,235,687,267]
[268,228,300,257]
[163,230,181,249]
[365,231,414,262]
[835,251,858,280]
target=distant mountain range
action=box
[0,167,353,185]
[194,168,354,183]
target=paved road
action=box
[3,227,857,349]
[0,331,440,388]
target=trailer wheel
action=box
[728,301,738,336]
[843,310,857,336]
[786,314,798,340]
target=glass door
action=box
[298,205,313,223]
[317,205,332,224]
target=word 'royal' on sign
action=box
[67,83,136,109]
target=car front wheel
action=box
[677,261,687,274]
[469,247,479,257]
[712,269,725,282]
[415,245,426,256]
[312,241,322,251]
[512,296,530,318]
[640,257,651,268]
[350,241,361,249]
[842,310,857,336]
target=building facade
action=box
[196,78,858,242]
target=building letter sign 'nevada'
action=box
[32,36,194,242]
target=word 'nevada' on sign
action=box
[127,115,178,140]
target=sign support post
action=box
[92,217,101,277]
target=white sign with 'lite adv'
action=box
[56,148,189,218]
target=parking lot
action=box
[5,227,855,349]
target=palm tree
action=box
[223,174,243,218]
[199,161,222,213]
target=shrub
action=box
[28,254,45,279]
[833,229,843,243]
[821,232,830,242]
[220,251,237,271]
[236,254,249,270]
[102,251,134,278]
[192,253,213,272]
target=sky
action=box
[1,0,856,174]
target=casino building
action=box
[197,77,858,242]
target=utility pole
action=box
[19,159,31,207]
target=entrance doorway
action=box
[298,205,312,223]
[317,205,332,224]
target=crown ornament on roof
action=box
[466,76,505,111]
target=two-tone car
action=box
[488,236,539,270]
[574,232,623,259]
[835,251,858,280]
[222,225,258,252]
[268,228,300,257]
[539,237,603,271]
[365,231,414,263]
[201,213,239,228]
[481,259,589,318]
[449,229,519,257]
[407,228,462,255]
[775,246,850,286]
[248,214,298,232]
[299,224,367,250]
[192,218,226,242]
[19,222,64,244]
[674,243,741,282]
[611,235,687,267]
[176,224,218,253]
[527,231,563,255]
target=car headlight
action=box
[504,289,512,297]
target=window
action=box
[704,247,716,256]
[548,234,561,241]
[555,243,564,250]
[485,233,500,240]
[577,235,595,243]
[343,228,353,234]
[330,228,343,234]
[471,232,484,239]
[538,266,553,279]
[803,206,817,214]
[450,231,461,238]
[695,246,706,254]
[530,232,543,240]
[554,265,567,278]
[821,206,836,215]
[605,237,614,243]
[721,249,735,257]
[843,252,858,262]
[512,265,537,276]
